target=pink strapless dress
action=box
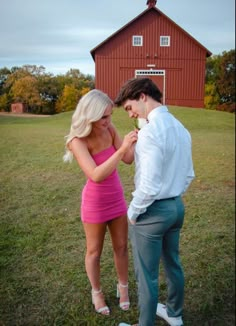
[81,146,127,223]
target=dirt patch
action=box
[0,112,51,118]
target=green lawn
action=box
[0,108,235,326]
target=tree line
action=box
[205,49,235,113]
[0,66,94,114]
[0,49,235,114]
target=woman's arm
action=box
[70,135,136,182]
[109,124,137,164]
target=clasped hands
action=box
[124,130,138,145]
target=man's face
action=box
[123,94,147,119]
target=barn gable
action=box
[90,2,212,108]
[91,7,211,60]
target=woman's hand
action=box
[120,130,138,153]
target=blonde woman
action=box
[64,89,138,315]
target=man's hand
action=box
[129,218,136,225]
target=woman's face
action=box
[92,104,113,130]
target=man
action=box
[115,78,195,326]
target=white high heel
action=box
[91,289,110,315]
[116,283,130,311]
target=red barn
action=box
[11,102,27,113]
[90,0,212,108]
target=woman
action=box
[63,89,138,315]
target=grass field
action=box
[0,107,235,326]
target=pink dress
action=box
[81,146,127,223]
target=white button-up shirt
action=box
[128,105,195,221]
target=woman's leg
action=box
[108,215,129,308]
[108,215,128,285]
[83,222,107,289]
[83,222,109,312]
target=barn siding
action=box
[92,8,210,108]
[11,103,27,113]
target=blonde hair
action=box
[63,89,113,162]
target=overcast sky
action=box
[0,0,235,76]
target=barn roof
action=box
[90,6,212,60]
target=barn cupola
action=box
[146,0,157,8]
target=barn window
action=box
[132,36,143,46]
[160,36,170,47]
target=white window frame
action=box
[160,36,170,47]
[135,70,165,76]
[132,35,143,46]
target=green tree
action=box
[65,69,95,90]
[0,94,9,111]
[0,67,12,111]
[0,67,11,95]
[217,50,235,104]
[21,64,46,76]
[37,74,60,114]
[205,54,221,84]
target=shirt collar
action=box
[147,105,168,122]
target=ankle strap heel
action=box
[91,289,110,315]
[117,283,130,311]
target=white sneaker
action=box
[118,324,131,326]
[156,303,183,326]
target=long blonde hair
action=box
[63,89,113,162]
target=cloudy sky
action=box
[0,0,235,76]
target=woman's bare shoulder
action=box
[69,137,87,150]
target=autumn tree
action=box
[56,85,80,113]
[11,76,42,112]
[0,65,94,114]
[54,69,94,113]
[204,84,220,110]
[4,67,31,91]
[205,49,235,112]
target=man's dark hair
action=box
[114,77,163,106]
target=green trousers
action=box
[129,196,185,326]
